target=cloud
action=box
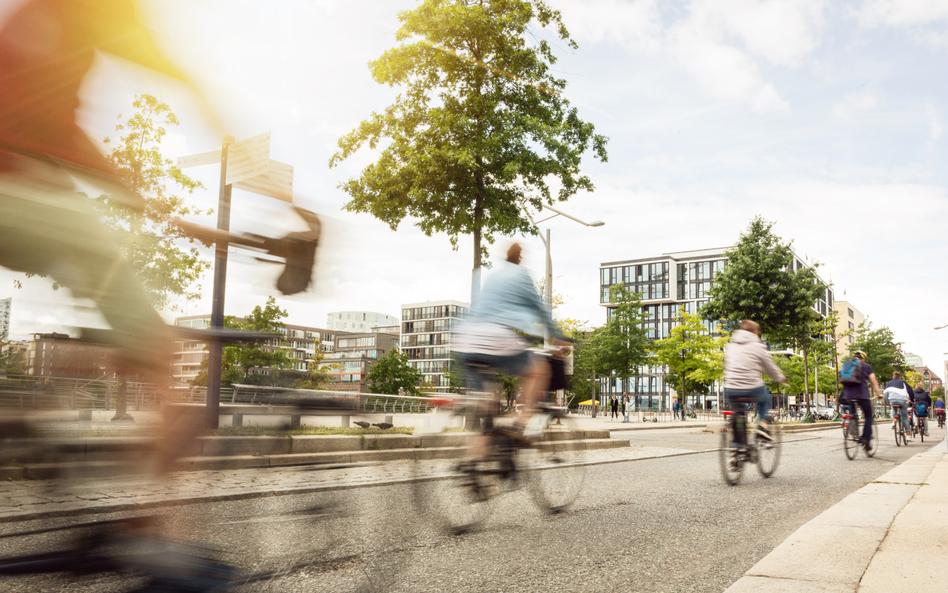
[558,0,826,112]
[857,0,948,27]
[832,91,879,119]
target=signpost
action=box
[178,132,294,428]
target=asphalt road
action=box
[0,424,941,593]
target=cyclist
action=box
[723,320,787,442]
[840,351,882,451]
[913,383,932,437]
[935,397,946,427]
[883,371,914,440]
[455,242,566,440]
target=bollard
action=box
[78,409,92,423]
[384,415,393,425]
[232,413,243,427]
[341,415,350,428]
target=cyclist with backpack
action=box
[913,383,932,437]
[839,351,882,451]
[883,371,915,440]
[935,398,945,428]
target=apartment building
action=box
[401,300,469,392]
[320,331,400,392]
[833,301,865,360]
[325,311,399,333]
[0,297,10,340]
[27,332,111,379]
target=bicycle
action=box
[412,396,585,534]
[841,403,878,460]
[718,405,781,486]
[937,409,945,429]
[914,405,927,443]
[891,404,908,447]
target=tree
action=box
[94,94,212,311]
[932,386,944,400]
[702,216,825,344]
[365,349,424,396]
[192,298,296,387]
[0,341,27,376]
[847,320,907,386]
[652,312,729,414]
[329,0,607,272]
[596,284,650,405]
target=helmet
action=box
[853,350,867,360]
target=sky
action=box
[2,0,948,375]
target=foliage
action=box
[365,349,423,396]
[902,368,924,389]
[567,327,602,406]
[93,94,212,311]
[0,342,27,376]
[595,284,650,392]
[652,312,729,407]
[932,386,944,400]
[702,216,826,344]
[773,356,835,396]
[847,320,907,384]
[329,0,608,269]
[192,298,296,387]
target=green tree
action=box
[932,386,944,400]
[702,216,826,344]
[596,284,650,403]
[847,320,907,385]
[653,312,729,414]
[192,298,295,387]
[0,341,27,376]
[95,94,212,311]
[365,349,423,396]
[329,0,607,272]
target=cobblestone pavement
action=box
[0,443,711,524]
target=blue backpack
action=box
[840,358,863,385]
[916,403,928,417]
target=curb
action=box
[724,439,946,592]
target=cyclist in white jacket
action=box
[724,320,788,441]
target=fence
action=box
[574,404,722,422]
[0,375,161,410]
[174,384,439,414]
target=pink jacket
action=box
[724,329,786,389]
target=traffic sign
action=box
[177,149,222,169]
[226,132,271,185]
[233,159,293,202]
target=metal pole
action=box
[205,135,234,430]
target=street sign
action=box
[177,149,222,169]
[233,159,293,202]
[226,132,271,185]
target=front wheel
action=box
[523,412,586,514]
[842,420,857,461]
[756,420,781,478]
[719,423,744,486]
[866,419,879,457]
[894,419,902,447]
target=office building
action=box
[904,352,923,368]
[599,247,833,409]
[913,366,941,392]
[27,332,111,379]
[326,311,399,333]
[0,297,10,340]
[320,331,400,392]
[401,300,469,392]
[833,301,865,359]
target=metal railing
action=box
[574,404,722,422]
[0,375,161,410]
[169,384,440,414]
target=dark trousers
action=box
[843,398,874,443]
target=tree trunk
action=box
[803,341,810,414]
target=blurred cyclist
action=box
[883,371,914,440]
[455,242,566,440]
[935,397,945,427]
[913,382,932,437]
[723,320,787,441]
[840,351,882,451]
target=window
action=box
[848,308,854,318]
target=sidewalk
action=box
[726,438,947,592]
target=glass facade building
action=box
[599,247,833,409]
[401,300,469,392]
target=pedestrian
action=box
[611,395,619,420]
[622,392,630,423]
[672,397,681,421]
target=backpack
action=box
[916,403,928,417]
[840,358,863,385]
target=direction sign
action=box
[233,159,293,202]
[177,149,221,169]
[226,132,271,185]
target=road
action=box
[0,424,940,593]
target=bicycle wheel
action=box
[842,420,857,460]
[919,421,925,443]
[523,411,586,514]
[719,423,744,485]
[411,405,498,535]
[894,418,902,447]
[757,420,781,478]
[866,419,879,457]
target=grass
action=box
[208,425,415,437]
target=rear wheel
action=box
[842,419,857,460]
[920,422,925,443]
[757,419,781,478]
[523,412,586,514]
[719,422,744,486]
[894,416,902,447]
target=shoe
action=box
[755,426,773,442]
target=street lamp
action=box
[523,203,605,312]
